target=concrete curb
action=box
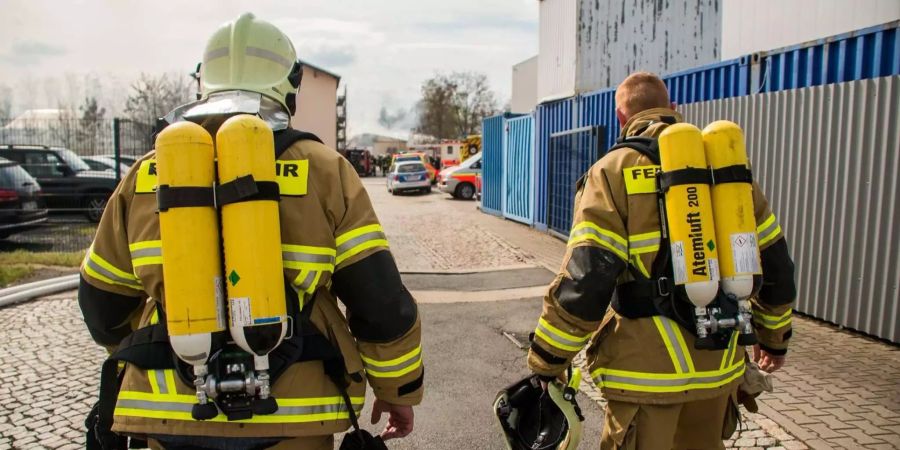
[0,274,79,308]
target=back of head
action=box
[615,72,671,120]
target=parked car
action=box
[392,152,438,184]
[95,154,141,168]
[0,145,118,222]
[438,152,482,200]
[386,161,431,195]
[83,155,131,177]
[0,157,48,238]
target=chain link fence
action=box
[0,117,154,254]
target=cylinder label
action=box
[230,297,252,328]
[672,241,687,284]
[731,233,761,274]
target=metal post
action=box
[113,118,121,183]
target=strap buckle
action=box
[657,277,671,297]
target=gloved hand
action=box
[371,399,414,440]
[753,344,786,373]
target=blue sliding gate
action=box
[480,115,504,215]
[546,126,605,238]
[502,115,534,224]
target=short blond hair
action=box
[615,72,671,118]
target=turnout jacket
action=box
[79,133,424,438]
[528,108,796,404]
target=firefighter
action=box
[79,13,422,450]
[527,72,796,449]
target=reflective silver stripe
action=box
[658,318,691,374]
[204,47,229,62]
[282,252,335,265]
[570,227,628,255]
[336,231,387,255]
[752,312,792,329]
[629,236,660,252]
[297,271,317,291]
[115,399,364,416]
[535,321,589,349]
[245,46,292,68]
[594,363,745,388]
[130,247,161,259]
[364,352,422,374]
[155,371,169,395]
[84,257,140,288]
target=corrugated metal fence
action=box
[680,75,900,343]
[481,115,504,215]
[535,99,575,230]
[503,116,535,224]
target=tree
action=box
[123,73,194,126]
[415,72,498,139]
[0,84,12,118]
[78,96,107,153]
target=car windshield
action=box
[396,156,419,162]
[55,149,91,172]
[398,163,425,173]
[0,163,37,189]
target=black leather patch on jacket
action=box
[398,369,424,396]
[554,246,626,322]
[332,250,417,343]
[78,276,144,347]
[759,238,797,306]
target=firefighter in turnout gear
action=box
[79,13,422,450]
[527,72,796,449]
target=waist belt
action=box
[612,278,697,334]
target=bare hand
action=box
[753,344,786,373]
[370,399,414,440]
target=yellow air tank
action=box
[216,115,288,372]
[156,121,224,368]
[703,121,761,300]
[658,123,719,307]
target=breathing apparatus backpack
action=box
[608,120,763,350]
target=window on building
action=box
[447,146,453,154]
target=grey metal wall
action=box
[680,76,900,343]
[576,0,722,93]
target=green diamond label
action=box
[707,240,716,251]
[228,270,241,286]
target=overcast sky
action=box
[0,0,538,138]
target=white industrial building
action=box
[512,0,900,108]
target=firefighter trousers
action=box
[148,434,334,450]
[600,390,740,450]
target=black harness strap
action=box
[712,164,753,185]
[156,185,215,212]
[658,167,713,192]
[215,176,280,206]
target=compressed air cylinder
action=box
[703,120,761,300]
[216,115,288,359]
[156,122,224,366]
[658,123,720,307]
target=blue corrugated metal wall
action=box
[534,99,574,230]
[503,115,535,224]
[664,58,752,104]
[576,88,619,152]
[757,21,900,93]
[480,115,504,215]
[547,126,604,237]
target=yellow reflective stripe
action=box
[115,391,364,423]
[753,308,793,329]
[534,318,591,353]
[720,331,740,370]
[335,224,389,266]
[653,317,683,373]
[164,370,177,394]
[361,346,423,378]
[568,222,628,260]
[628,231,661,255]
[129,240,161,251]
[591,361,746,393]
[670,323,696,373]
[757,213,782,246]
[652,317,695,374]
[84,246,141,290]
[282,244,336,271]
[129,240,163,267]
[147,370,161,395]
[632,255,651,278]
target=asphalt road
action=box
[347,297,604,450]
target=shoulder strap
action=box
[607,137,660,164]
[274,128,324,159]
